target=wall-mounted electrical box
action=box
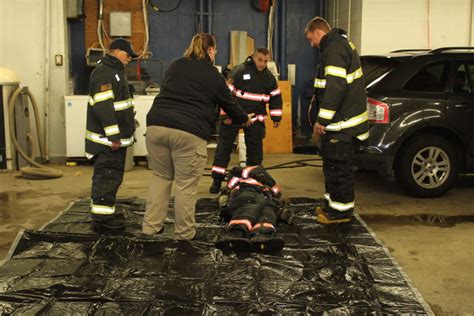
[110,12,132,37]
[66,0,84,19]
[86,48,105,66]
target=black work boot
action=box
[90,213,125,234]
[209,178,222,194]
[251,230,284,254]
[215,228,252,252]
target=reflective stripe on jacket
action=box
[85,54,136,156]
[222,56,283,122]
[313,29,369,141]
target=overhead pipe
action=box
[198,0,204,33]
[470,0,473,45]
[272,0,280,67]
[44,0,51,161]
[279,0,287,80]
[347,0,351,37]
[207,0,213,34]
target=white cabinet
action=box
[64,95,88,158]
[64,95,155,158]
[132,96,155,156]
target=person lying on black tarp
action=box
[216,166,294,253]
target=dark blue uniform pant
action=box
[321,134,355,213]
[91,147,127,210]
[212,121,265,180]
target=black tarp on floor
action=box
[0,197,432,315]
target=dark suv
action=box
[356,47,474,197]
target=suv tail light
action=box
[367,98,389,123]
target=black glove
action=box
[277,208,295,224]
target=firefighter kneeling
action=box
[216,166,294,253]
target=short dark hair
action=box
[254,47,270,56]
[305,16,331,34]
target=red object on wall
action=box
[259,0,270,13]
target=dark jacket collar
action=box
[189,53,213,65]
[101,54,125,71]
[320,28,347,52]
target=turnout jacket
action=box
[224,56,283,123]
[147,55,248,141]
[85,54,135,157]
[312,28,369,141]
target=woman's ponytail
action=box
[184,33,215,60]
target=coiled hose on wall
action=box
[8,87,62,179]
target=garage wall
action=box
[327,0,473,55]
[0,0,69,160]
[1,0,472,160]
[327,0,363,50]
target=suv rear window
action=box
[361,56,401,88]
[404,61,451,92]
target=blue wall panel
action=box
[147,0,198,69]
[285,0,322,134]
[77,0,323,134]
[212,0,267,69]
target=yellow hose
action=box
[8,87,62,179]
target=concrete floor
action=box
[0,153,473,315]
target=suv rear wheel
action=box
[395,135,458,197]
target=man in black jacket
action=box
[305,17,369,224]
[209,47,283,193]
[86,38,137,231]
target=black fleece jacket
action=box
[147,55,248,140]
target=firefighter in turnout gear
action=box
[305,17,369,224]
[85,38,137,231]
[210,47,283,193]
[216,166,294,253]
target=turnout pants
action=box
[321,134,355,214]
[143,126,207,240]
[211,121,265,180]
[227,188,277,236]
[90,147,127,216]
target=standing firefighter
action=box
[85,38,137,231]
[305,17,369,224]
[210,47,283,193]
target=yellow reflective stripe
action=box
[325,111,368,132]
[89,90,114,105]
[86,130,110,146]
[318,108,336,120]
[349,41,356,50]
[346,67,363,84]
[325,66,347,78]
[104,124,120,136]
[314,78,326,88]
[91,203,115,215]
[120,137,134,146]
[317,68,362,86]
[357,131,369,141]
[113,98,134,111]
[86,130,134,147]
[324,193,354,212]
